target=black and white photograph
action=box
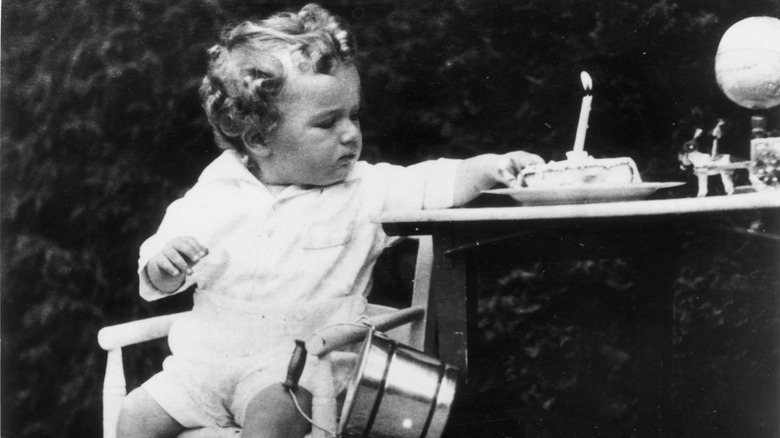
[2,1,780,437]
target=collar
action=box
[199,150,261,185]
[199,149,364,190]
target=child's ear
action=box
[242,129,271,157]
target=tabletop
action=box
[378,191,780,233]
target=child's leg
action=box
[240,383,313,438]
[117,387,185,438]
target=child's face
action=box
[251,55,362,187]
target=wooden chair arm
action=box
[99,311,190,438]
[98,311,190,351]
[305,305,425,356]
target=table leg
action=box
[763,209,780,438]
[429,227,477,379]
[628,240,679,438]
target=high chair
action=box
[97,236,434,438]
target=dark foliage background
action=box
[2,1,779,437]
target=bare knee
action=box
[241,383,312,438]
[117,387,184,438]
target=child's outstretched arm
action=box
[453,151,545,206]
[145,236,209,293]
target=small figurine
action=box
[678,121,749,197]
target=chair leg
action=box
[308,354,338,438]
[103,349,127,438]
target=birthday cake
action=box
[516,72,643,189]
[518,156,641,188]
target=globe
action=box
[715,16,780,109]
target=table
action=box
[379,191,780,436]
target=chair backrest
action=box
[97,235,434,438]
[377,235,433,351]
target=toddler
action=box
[117,4,544,438]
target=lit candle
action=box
[572,71,593,153]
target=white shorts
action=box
[143,292,366,427]
[143,350,292,427]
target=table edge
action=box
[377,192,780,225]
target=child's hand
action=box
[454,151,546,205]
[146,236,208,293]
[496,151,545,187]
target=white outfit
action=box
[138,150,459,427]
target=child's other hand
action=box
[146,236,208,292]
[496,151,545,186]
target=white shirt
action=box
[138,149,460,306]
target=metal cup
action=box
[339,331,458,438]
[749,137,780,190]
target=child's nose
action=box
[340,121,360,144]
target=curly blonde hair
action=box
[199,4,356,153]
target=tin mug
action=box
[749,136,780,190]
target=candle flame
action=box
[580,71,593,92]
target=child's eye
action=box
[350,112,360,122]
[316,118,336,129]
